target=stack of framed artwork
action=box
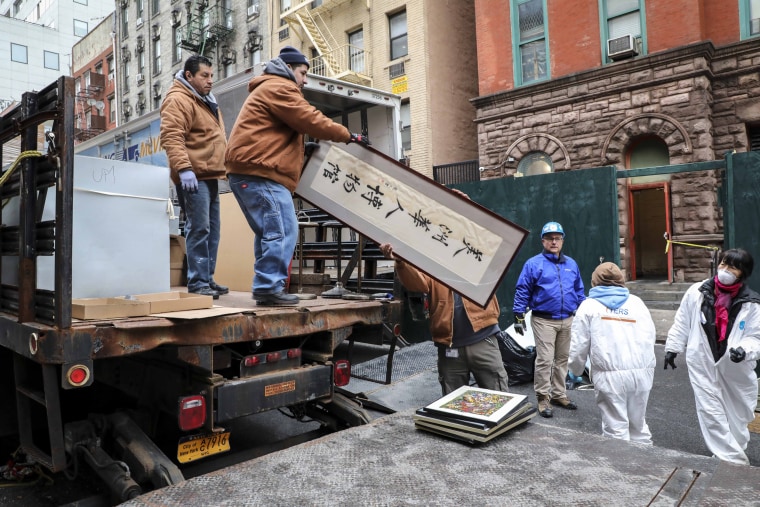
[413,386,536,444]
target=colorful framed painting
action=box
[296,142,528,307]
[423,386,527,426]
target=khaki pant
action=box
[437,335,509,395]
[532,315,574,399]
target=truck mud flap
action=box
[215,364,332,422]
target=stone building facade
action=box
[472,0,760,282]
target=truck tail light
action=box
[66,364,91,387]
[243,355,260,367]
[266,352,281,363]
[178,395,206,431]
[334,359,351,387]
[287,348,301,359]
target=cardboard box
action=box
[72,298,151,320]
[170,235,187,287]
[216,192,255,292]
[130,291,213,314]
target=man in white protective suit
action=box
[569,262,656,444]
[664,248,760,465]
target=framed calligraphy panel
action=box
[295,142,528,306]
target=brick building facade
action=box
[473,0,760,282]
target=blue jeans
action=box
[177,179,220,292]
[228,174,297,294]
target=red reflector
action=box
[243,355,260,367]
[266,352,281,363]
[287,349,301,359]
[334,359,351,387]
[178,395,206,431]
[68,366,89,386]
[393,324,401,336]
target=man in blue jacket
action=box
[513,222,585,418]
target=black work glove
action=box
[729,346,746,363]
[664,351,678,370]
[348,133,371,146]
[304,142,320,157]
[513,314,526,336]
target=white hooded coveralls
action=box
[569,292,656,443]
[665,279,760,465]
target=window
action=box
[389,10,407,60]
[400,101,411,151]
[121,6,129,36]
[75,78,81,95]
[348,28,364,73]
[517,151,553,176]
[136,0,144,21]
[95,61,103,75]
[280,0,291,13]
[512,0,548,85]
[153,39,161,74]
[109,95,116,123]
[138,51,145,74]
[74,19,88,37]
[173,26,182,63]
[11,43,27,63]
[44,50,59,70]
[123,62,130,92]
[740,0,760,38]
[152,0,159,16]
[747,123,760,151]
[602,0,644,60]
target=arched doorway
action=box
[627,136,671,280]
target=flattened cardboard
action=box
[129,291,213,314]
[72,298,151,320]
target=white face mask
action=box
[717,269,738,285]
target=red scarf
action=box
[714,276,741,341]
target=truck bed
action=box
[1,290,401,364]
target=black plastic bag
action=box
[497,330,536,386]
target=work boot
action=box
[551,397,578,410]
[189,286,220,300]
[209,281,229,295]
[253,291,299,306]
[537,395,553,418]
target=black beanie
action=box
[279,46,310,69]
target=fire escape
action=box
[75,72,107,142]
[282,0,372,87]
[179,0,234,57]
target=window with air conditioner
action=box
[247,3,259,18]
[511,0,549,85]
[137,73,144,83]
[602,0,644,62]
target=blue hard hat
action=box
[541,221,565,238]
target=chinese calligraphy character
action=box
[361,184,384,208]
[343,173,360,193]
[385,198,404,219]
[409,209,432,232]
[432,224,453,246]
[323,162,341,183]
[454,238,484,261]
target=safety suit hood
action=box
[589,286,630,310]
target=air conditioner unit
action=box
[136,17,143,27]
[752,18,760,35]
[108,72,115,81]
[136,73,145,83]
[247,4,260,17]
[607,34,638,60]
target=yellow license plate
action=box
[177,431,230,464]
